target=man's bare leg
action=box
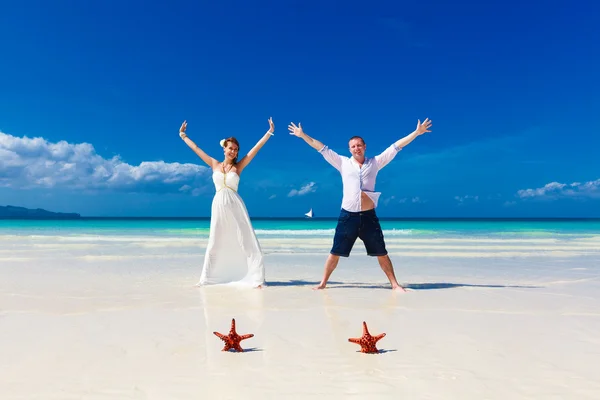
[313,254,340,290]
[376,255,406,291]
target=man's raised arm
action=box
[288,122,343,171]
[288,122,325,150]
[376,118,433,169]
[394,118,432,149]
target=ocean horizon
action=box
[2,216,600,220]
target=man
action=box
[288,118,432,291]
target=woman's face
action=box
[224,142,239,161]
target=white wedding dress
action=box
[197,170,265,288]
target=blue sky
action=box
[1,0,599,217]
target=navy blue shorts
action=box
[330,208,388,257]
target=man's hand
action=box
[288,122,304,137]
[415,118,432,135]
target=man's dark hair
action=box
[348,136,365,145]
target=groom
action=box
[288,118,432,291]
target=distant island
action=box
[0,205,81,219]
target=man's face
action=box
[348,138,366,160]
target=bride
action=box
[178,118,274,288]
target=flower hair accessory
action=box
[219,139,226,148]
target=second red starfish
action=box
[348,321,386,353]
[213,318,255,352]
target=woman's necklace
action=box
[222,162,233,174]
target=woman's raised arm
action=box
[178,121,218,169]
[236,117,275,173]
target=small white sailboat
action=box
[305,208,313,218]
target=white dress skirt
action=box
[196,170,265,288]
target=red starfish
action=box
[348,321,386,354]
[213,318,254,352]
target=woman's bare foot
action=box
[392,285,407,292]
[312,283,326,290]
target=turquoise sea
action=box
[1,218,599,239]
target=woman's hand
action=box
[268,117,275,134]
[179,121,188,139]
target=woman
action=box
[178,118,274,288]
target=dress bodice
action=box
[213,170,240,192]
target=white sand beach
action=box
[1,233,600,399]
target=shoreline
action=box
[1,229,599,398]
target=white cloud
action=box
[382,196,413,206]
[269,194,277,200]
[455,195,479,204]
[0,131,210,194]
[382,195,395,206]
[288,182,316,197]
[516,179,600,200]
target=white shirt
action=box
[318,143,401,212]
